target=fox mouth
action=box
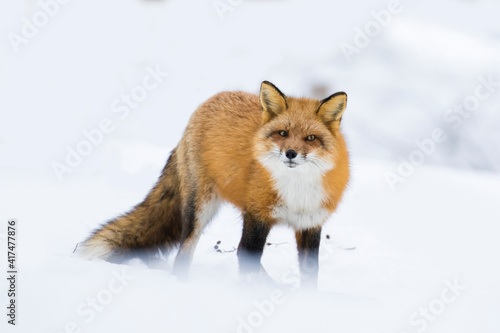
[285,161,298,168]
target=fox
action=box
[79,81,350,286]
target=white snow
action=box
[1,160,499,332]
[1,0,499,332]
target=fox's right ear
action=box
[260,81,287,123]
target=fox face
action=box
[255,81,347,172]
[261,112,335,169]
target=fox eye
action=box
[278,130,288,137]
[306,135,316,142]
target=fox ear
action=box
[317,92,347,130]
[260,81,287,123]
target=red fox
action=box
[79,81,350,286]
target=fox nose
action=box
[285,149,297,160]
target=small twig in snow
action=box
[266,242,288,247]
[214,240,236,253]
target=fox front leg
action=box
[237,213,271,281]
[295,227,322,288]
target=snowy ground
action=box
[1,159,499,333]
[1,0,500,332]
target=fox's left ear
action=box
[317,92,347,130]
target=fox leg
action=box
[173,192,221,279]
[295,227,322,288]
[237,213,272,279]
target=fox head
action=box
[255,81,348,173]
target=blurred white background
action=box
[1,0,499,180]
[1,0,499,332]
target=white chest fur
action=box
[259,150,333,230]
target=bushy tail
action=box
[77,150,183,260]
